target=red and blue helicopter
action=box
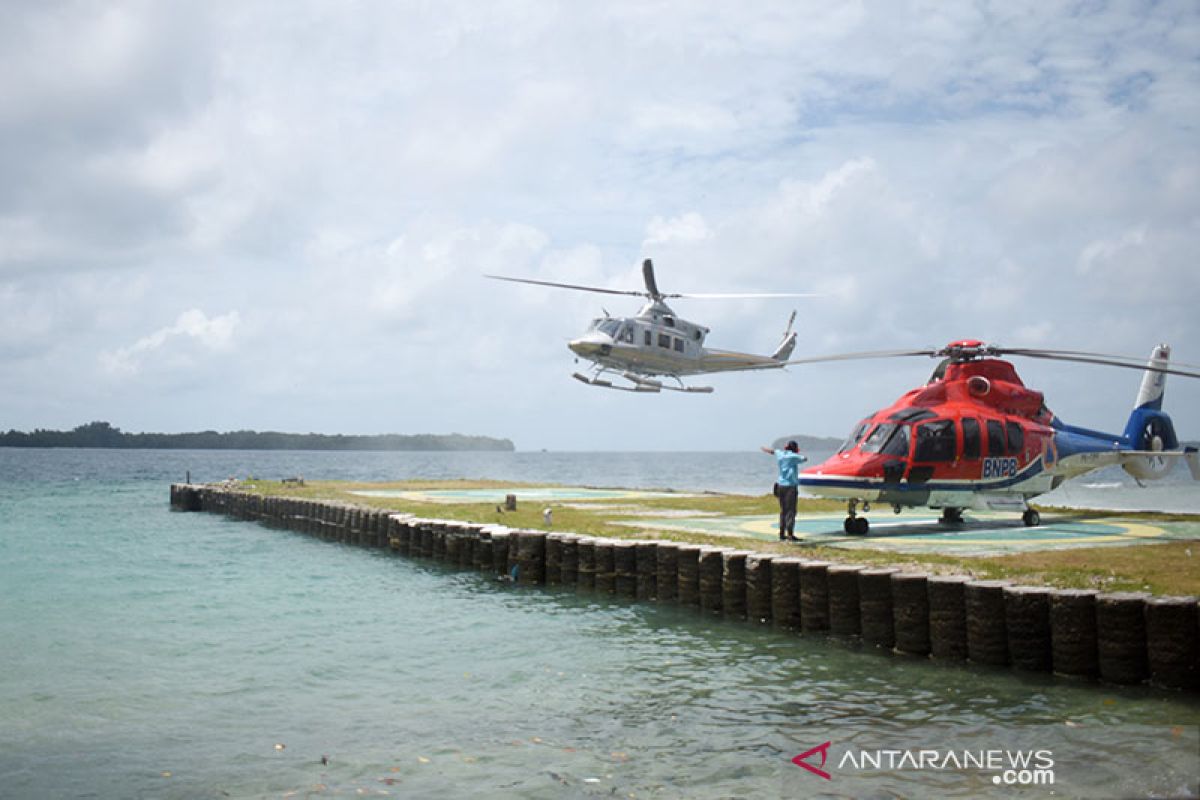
[790,341,1200,534]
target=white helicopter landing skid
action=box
[571,369,714,393]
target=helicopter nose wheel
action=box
[1022,508,1041,527]
[843,500,870,535]
[939,507,964,525]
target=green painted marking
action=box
[617,511,1200,556]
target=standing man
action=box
[761,440,807,541]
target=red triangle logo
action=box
[792,741,832,780]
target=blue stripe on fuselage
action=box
[798,458,1046,494]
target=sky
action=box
[1,0,1198,451]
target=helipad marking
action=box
[349,487,693,504]
[615,512,1197,555]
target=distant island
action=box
[0,421,515,452]
[770,433,843,451]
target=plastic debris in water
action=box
[417,756,430,764]
[274,743,286,751]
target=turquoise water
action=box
[1,450,1198,798]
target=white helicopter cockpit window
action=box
[591,319,622,337]
[616,323,635,343]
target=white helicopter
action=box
[487,259,815,393]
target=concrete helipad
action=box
[349,487,694,504]
[616,511,1200,556]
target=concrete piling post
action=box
[1004,586,1052,672]
[576,538,597,590]
[545,534,564,586]
[698,547,728,615]
[745,555,772,624]
[675,545,702,608]
[800,561,831,633]
[1096,592,1151,685]
[475,529,494,572]
[445,527,463,565]
[419,521,436,559]
[559,534,579,586]
[965,580,1010,666]
[613,542,638,599]
[491,530,511,578]
[770,557,802,630]
[1144,596,1200,691]
[928,575,970,661]
[655,543,679,603]
[858,568,897,648]
[594,540,616,594]
[636,542,658,601]
[432,522,449,562]
[892,572,931,656]
[393,515,412,554]
[461,525,481,568]
[827,565,863,636]
[722,550,750,621]
[515,530,547,586]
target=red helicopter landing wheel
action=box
[843,516,869,535]
[939,508,963,525]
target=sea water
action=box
[1,449,1198,799]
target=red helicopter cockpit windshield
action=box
[859,423,910,457]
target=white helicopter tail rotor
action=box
[771,311,798,361]
[642,259,662,300]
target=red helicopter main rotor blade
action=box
[999,347,1200,373]
[998,350,1200,379]
[778,348,939,366]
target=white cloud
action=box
[100,309,240,376]
[644,213,712,246]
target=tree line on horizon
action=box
[0,421,515,452]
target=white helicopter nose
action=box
[568,333,612,357]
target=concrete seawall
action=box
[170,484,1200,693]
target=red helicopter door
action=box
[908,418,957,482]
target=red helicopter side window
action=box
[1006,421,1024,456]
[914,419,956,462]
[961,418,981,460]
[985,419,1005,457]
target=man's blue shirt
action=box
[774,449,807,487]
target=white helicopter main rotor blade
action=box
[484,274,646,297]
[665,291,822,299]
